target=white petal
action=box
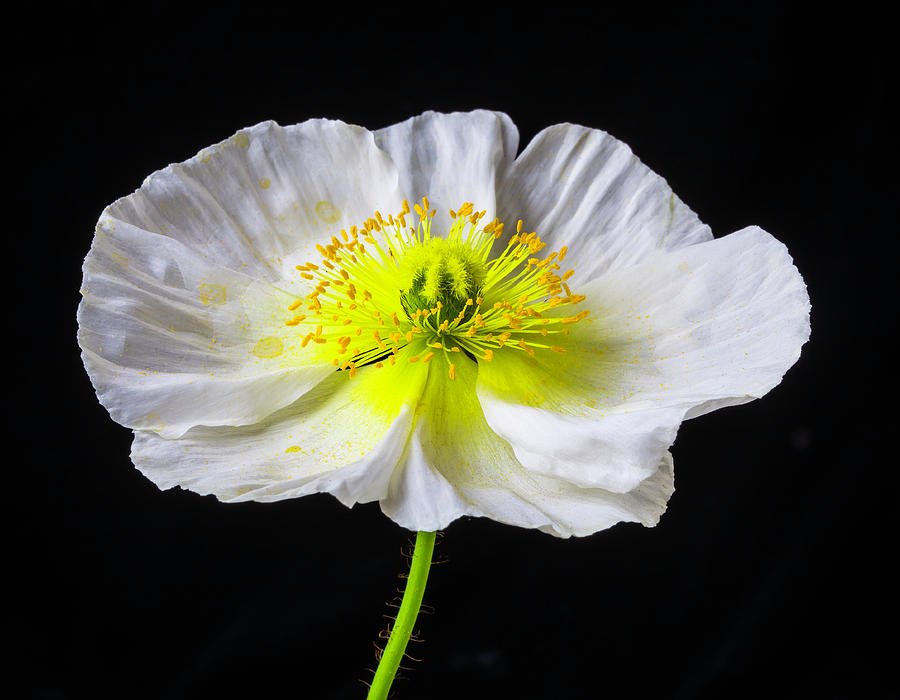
[476,343,678,493]
[380,432,475,532]
[580,225,811,417]
[80,118,409,438]
[478,377,682,493]
[518,450,675,538]
[106,119,403,283]
[380,357,674,537]
[477,226,808,493]
[498,122,712,285]
[78,215,333,438]
[131,360,427,505]
[374,110,519,234]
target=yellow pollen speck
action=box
[315,200,342,224]
[285,446,302,453]
[232,132,249,148]
[422,352,434,363]
[252,336,283,359]
[449,364,456,379]
[198,282,226,306]
[258,177,271,189]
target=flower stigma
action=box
[283,197,590,380]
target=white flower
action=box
[77,110,810,537]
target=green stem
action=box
[367,530,436,700]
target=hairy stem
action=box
[367,531,436,700]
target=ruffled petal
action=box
[374,110,519,234]
[579,225,810,415]
[498,122,712,285]
[380,356,674,537]
[477,350,682,493]
[78,214,338,438]
[105,119,403,282]
[476,226,809,492]
[131,357,428,505]
[79,119,409,438]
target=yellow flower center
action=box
[283,197,590,379]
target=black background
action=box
[19,3,894,699]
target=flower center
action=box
[399,237,486,326]
[281,197,590,379]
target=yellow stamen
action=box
[283,197,589,372]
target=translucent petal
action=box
[131,357,429,505]
[381,356,674,537]
[105,119,403,282]
[476,226,809,491]
[78,215,334,438]
[498,122,712,285]
[374,110,518,235]
[79,118,407,437]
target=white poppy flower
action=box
[77,110,810,538]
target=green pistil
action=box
[399,238,486,324]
